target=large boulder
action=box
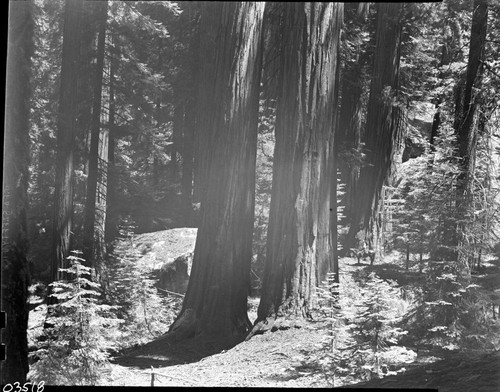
[157,253,193,294]
[132,228,197,295]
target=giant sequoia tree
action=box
[1,0,33,383]
[50,0,84,282]
[251,3,343,335]
[345,3,403,260]
[168,2,265,340]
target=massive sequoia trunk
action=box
[168,2,265,341]
[251,3,343,335]
[51,0,84,283]
[1,0,33,383]
[454,0,488,269]
[83,1,108,272]
[345,3,403,262]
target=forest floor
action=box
[104,256,500,389]
[28,230,500,388]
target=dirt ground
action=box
[103,260,498,389]
[107,318,334,387]
[103,256,499,389]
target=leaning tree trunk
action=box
[168,2,265,341]
[346,3,403,263]
[83,0,108,274]
[454,0,488,271]
[251,3,343,336]
[51,0,84,283]
[1,0,33,384]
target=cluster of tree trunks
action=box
[4,1,493,382]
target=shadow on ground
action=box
[347,350,500,391]
[112,332,242,369]
[265,355,333,386]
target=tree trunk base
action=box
[115,316,246,368]
[167,307,251,342]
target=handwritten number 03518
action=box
[2,382,44,392]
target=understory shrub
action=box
[412,259,500,351]
[317,270,416,386]
[29,253,122,385]
[105,222,182,348]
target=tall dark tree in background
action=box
[171,1,199,225]
[83,0,108,273]
[105,34,118,244]
[192,3,217,206]
[50,0,84,283]
[169,2,265,341]
[337,3,374,253]
[1,0,34,383]
[453,0,488,271]
[346,3,403,261]
[429,1,464,151]
[252,3,343,334]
